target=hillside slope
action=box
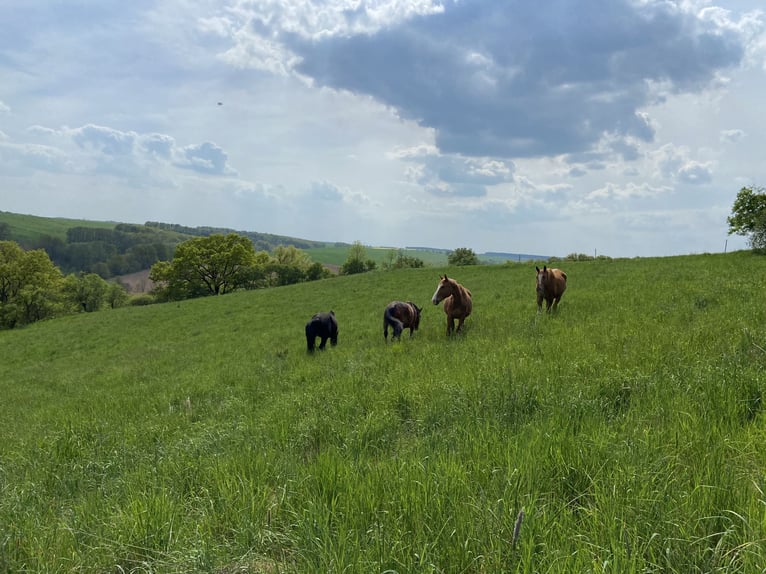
[1,252,765,572]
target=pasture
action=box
[1,252,765,573]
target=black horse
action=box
[383,301,422,341]
[305,311,338,352]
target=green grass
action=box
[1,252,766,572]
[0,211,119,246]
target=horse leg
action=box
[318,336,327,350]
[446,316,453,336]
[537,293,543,313]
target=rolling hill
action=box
[1,251,764,572]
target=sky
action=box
[2,0,765,258]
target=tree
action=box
[341,241,376,275]
[448,247,480,266]
[382,249,425,270]
[106,282,129,309]
[149,234,256,299]
[728,186,766,251]
[272,245,313,271]
[306,261,332,281]
[0,241,63,328]
[62,273,110,312]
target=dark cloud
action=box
[289,0,745,159]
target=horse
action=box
[535,265,567,313]
[383,301,422,341]
[305,311,338,352]
[431,274,472,335]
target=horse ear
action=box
[543,265,547,272]
[536,266,540,272]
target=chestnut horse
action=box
[431,274,472,335]
[383,301,422,341]
[536,266,567,313]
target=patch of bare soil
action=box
[115,269,154,294]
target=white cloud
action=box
[175,141,237,176]
[720,128,746,142]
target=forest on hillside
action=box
[0,213,345,280]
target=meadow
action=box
[1,252,765,573]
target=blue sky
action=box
[1,0,765,257]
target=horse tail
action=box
[383,306,404,339]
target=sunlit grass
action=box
[1,252,766,572]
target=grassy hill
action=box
[2,252,765,572]
[0,210,119,245]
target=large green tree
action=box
[0,241,63,328]
[448,247,480,266]
[728,186,766,251]
[62,272,113,312]
[150,234,256,299]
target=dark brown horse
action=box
[383,301,422,341]
[305,311,338,352]
[431,274,472,335]
[536,266,567,313]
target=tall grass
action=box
[1,252,765,572]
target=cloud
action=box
[175,141,236,176]
[720,128,746,143]
[586,182,672,202]
[140,133,176,159]
[394,144,514,197]
[0,141,69,173]
[71,124,137,156]
[308,180,344,201]
[652,144,713,184]
[677,160,714,184]
[0,101,9,114]
[279,0,748,159]
[1,123,237,179]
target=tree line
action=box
[32,224,179,279]
[0,241,128,329]
[149,235,333,301]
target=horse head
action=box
[535,266,548,294]
[431,275,452,305]
[409,302,423,329]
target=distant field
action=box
[2,251,765,572]
[304,245,534,266]
[306,245,450,266]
